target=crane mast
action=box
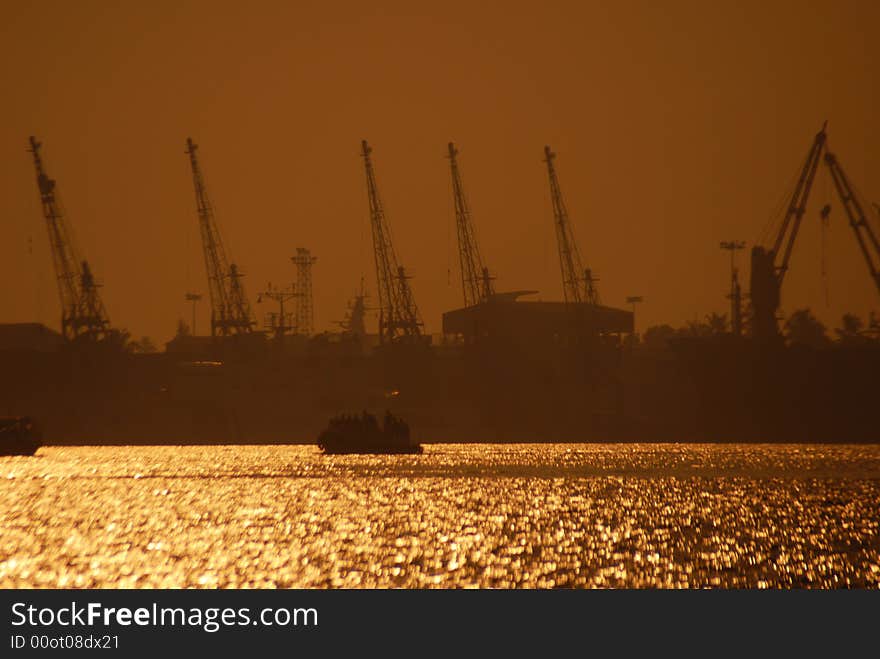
[823,151,880,297]
[185,138,254,337]
[750,123,827,341]
[361,140,423,344]
[543,145,599,305]
[27,136,111,341]
[448,142,494,307]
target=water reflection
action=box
[1,444,878,588]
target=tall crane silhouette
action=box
[448,142,494,307]
[28,136,111,341]
[750,122,880,341]
[543,145,599,305]
[185,138,254,337]
[361,140,423,344]
[823,151,880,297]
[750,123,827,341]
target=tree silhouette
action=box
[643,324,676,350]
[783,309,829,348]
[835,313,865,345]
[679,320,711,338]
[128,336,157,354]
[870,312,880,340]
[704,312,729,336]
[741,299,754,337]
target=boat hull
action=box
[0,417,42,456]
[320,444,423,455]
[317,423,422,455]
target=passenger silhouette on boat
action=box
[317,409,420,454]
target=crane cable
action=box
[447,167,452,287]
[757,156,802,248]
[818,166,831,307]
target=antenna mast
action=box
[292,247,317,335]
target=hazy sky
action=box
[1,0,877,342]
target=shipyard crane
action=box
[185,138,254,337]
[361,140,423,344]
[27,136,111,341]
[750,122,880,340]
[822,151,880,297]
[749,123,827,341]
[543,146,599,305]
[448,142,495,307]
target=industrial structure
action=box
[14,131,876,355]
[184,292,203,336]
[720,241,746,336]
[292,248,317,335]
[750,122,880,341]
[185,138,255,337]
[258,283,296,340]
[544,145,599,305]
[442,143,632,344]
[448,142,495,307]
[334,278,370,342]
[443,300,632,345]
[27,136,112,341]
[6,131,879,447]
[823,151,880,296]
[750,124,827,341]
[0,323,65,352]
[361,140,424,344]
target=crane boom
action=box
[772,123,828,285]
[750,123,827,340]
[361,140,423,344]
[823,151,880,297]
[448,142,494,307]
[543,146,599,305]
[28,136,111,341]
[185,138,254,337]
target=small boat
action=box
[318,410,422,454]
[0,417,42,456]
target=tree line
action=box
[639,310,880,350]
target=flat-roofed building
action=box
[0,323,64,352]
[442,295,633,345]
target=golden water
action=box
[1,444,878,588]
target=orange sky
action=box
[1,0,878,342]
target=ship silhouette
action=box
[318,410,422,454]
[0,417,41,456]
